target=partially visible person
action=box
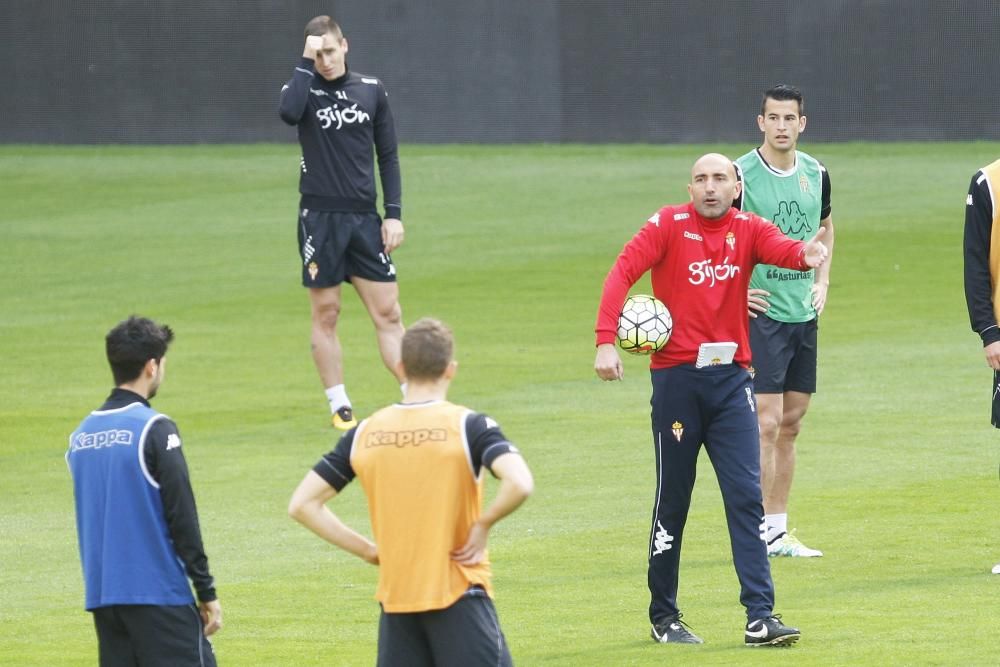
[736,84,834,558]
[594,153,827,646]
[67,316,221,666]
[289,318,534,665]
[279,15,406,429]
[961,157,1000,576]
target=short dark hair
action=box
[105,316,174,386]
[761,84,804,115]
[304,15,343,39]
[401,318,453,381]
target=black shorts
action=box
[749,315,817,394]
[297,209,397,287]
[991,370,1000,429]
[91,604,216,667]
[376,588,513,667]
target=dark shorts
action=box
[749,315,817,394]
[376,588,513,667]
[297,209,397,287]
[91,604,216,667]
[991,370,1000,429]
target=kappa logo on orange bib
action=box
[364,428,447,448]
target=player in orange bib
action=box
[289,318,534,666]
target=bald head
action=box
[688,153,741,219]
[691,153,736,181]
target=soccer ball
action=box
[617,295,672,355]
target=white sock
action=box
[400,382,408,398]
[764,513,788,541]
[325,384,351,414]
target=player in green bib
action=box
[735,85,835,558]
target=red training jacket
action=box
[595,202,811,369]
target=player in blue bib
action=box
[67,316,222,665]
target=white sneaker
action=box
[992,563,1000,574]
[767,530,823,558]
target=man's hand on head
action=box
[304,35,324,59]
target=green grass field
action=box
[2,142,998,665]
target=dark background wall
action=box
[2,0,998,144]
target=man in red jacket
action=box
[594,153,827,647]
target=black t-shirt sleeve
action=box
[278,57,316,125]
[733,162,745,211]
[313,429,357,492]
[144,418,216,602]
[464,412,519,478]
[963,171,1000,344]
[373,80,402,221]
[819,162,832,219]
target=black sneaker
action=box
[744,615,800,647]
[651,614,703,644]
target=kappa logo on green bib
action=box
[771,201,812,236]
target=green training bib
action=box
[737,149,824,323]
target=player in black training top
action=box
[280,15,406,430]
[963,158,1000,576]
